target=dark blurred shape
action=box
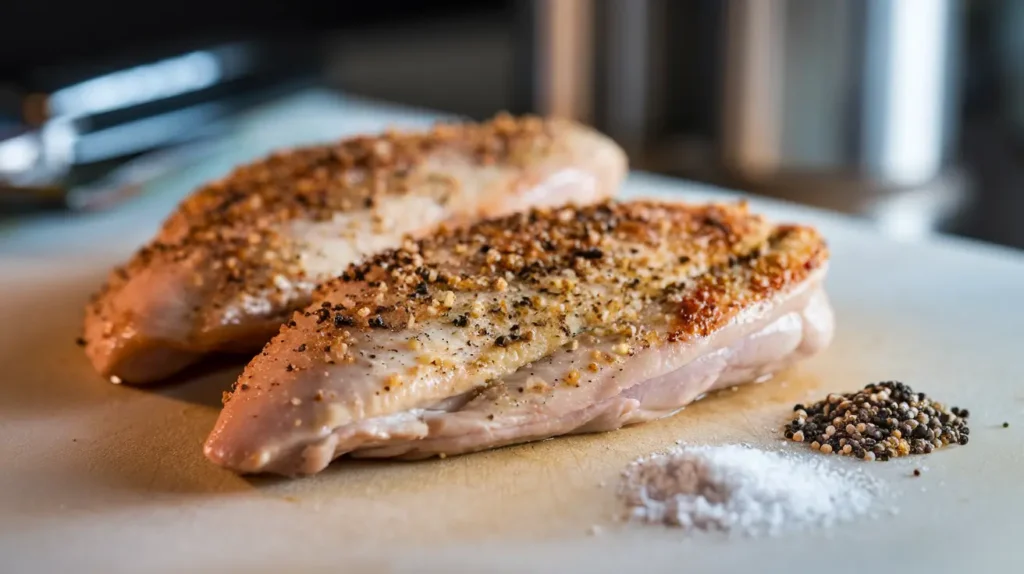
[0,1,484,83]
[954,0,1024,249]
[2,0,1023,249]
[0,0,508,213]
[0,39,319,212]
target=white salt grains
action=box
[618,444,880,537]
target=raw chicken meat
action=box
[205,200,834,476]
[82,115,626,384]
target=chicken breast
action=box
[204,200,833,476]
[82,114,626,384]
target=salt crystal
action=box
[618,444,880,537]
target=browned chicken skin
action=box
[204,200,833,477]
[82,115,627,384]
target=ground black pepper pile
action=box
[784,381,970,461]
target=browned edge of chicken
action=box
[81,114,628,385]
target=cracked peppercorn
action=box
[783,381,970,461]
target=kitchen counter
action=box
[2,89,1023,574]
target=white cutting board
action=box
[2,91,1023,574]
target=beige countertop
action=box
[2,90,1023,573]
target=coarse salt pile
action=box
[618,444,880,536]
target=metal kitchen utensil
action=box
[0,40,317,214]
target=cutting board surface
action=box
[2,92,1023,573]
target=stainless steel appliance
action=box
[717,0,969,238]
[720,0,961,188]
[521,0,971,239]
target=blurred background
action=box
[2,0,1022,249]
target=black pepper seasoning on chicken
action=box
[205,199,835,476]
[82,113,627,384]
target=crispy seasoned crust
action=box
[315,200,772,312]
[670,225,828,340]
[232,200,828,397]
[82,112,623,385]
[87,113,560,309]
[165,113,558,240]
[309,200,824,331]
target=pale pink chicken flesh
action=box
[204,200,834,476]
[82,115,626,384]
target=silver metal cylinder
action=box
[720,0,962,189]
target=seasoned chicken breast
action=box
[204,200,834,476]
[82,115,626,384]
